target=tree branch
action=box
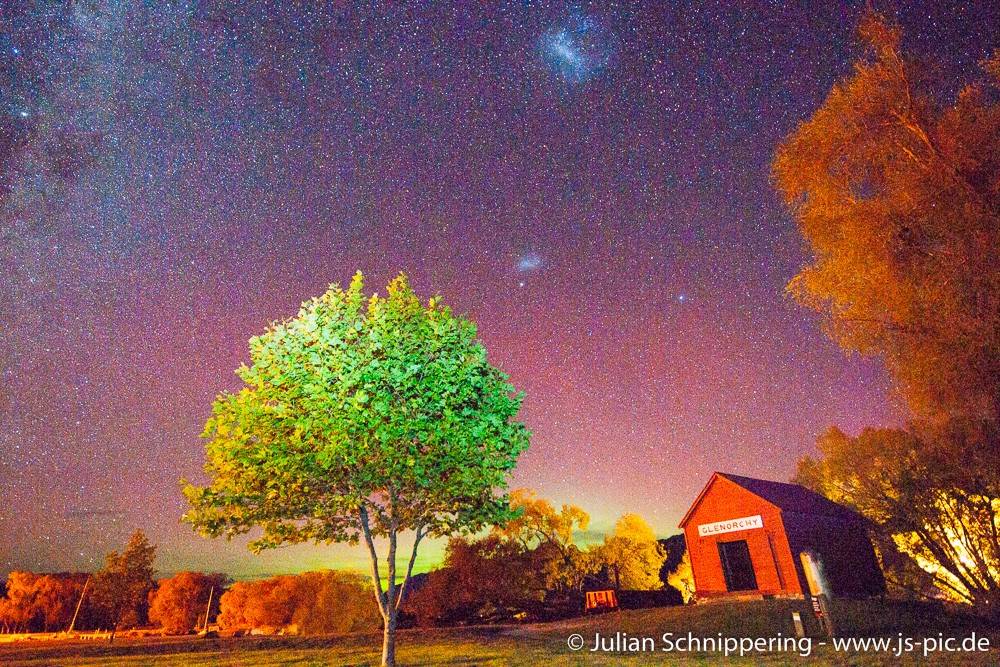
[359,505,388,621]
[395,526,425,611]
[386,524,398,620]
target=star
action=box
[1,0,963,578]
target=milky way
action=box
[2,2,998,578]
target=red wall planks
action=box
[681,475,804,598]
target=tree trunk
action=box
[359,506,425,667]
[381,609,397,667]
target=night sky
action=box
[3,1,998,579]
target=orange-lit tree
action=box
[215,571,379,635]
[775,11,1000,617]
[404,534,542,626]
[33,574,88,632]
[772,12,1000,423]
[148,572,227,635]
[183,272,529,667]
[90,531,157,641]
[0,572,93,633]
[0,572,41,632]
[595,513,666,591]
[796,423,1000,615]
[494,488,592,594]
[289,571,381,635]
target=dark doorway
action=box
[718,540,757,591]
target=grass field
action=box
[1,599,997,666]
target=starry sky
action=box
[2,1,998,579]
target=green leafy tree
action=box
[183,272,529,666]
[90,531,157,641]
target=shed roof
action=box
[679,471,862,528]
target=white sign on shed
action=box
[697,514,763,537]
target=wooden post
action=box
[202,586,215,633]
[791,611,805,638]
[815,594,836,638]
[800,551,836,638]
[67,575,91,634]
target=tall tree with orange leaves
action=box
[773,11,1000,423]
[778,11,1000,616]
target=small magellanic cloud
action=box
[517,252,543,272]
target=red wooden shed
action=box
[679,472,885,601]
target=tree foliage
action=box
[666,552,695,604]
[405,495,675,626]
[595,513,666,591]
[148,572,227,635]
[183,272,529,666]
[658,535,695,604]
[406,489,596,627]
[772,11,1000,422]
[496,489,590,550]
[796,422,1000,614]
[89,531,157,636]
[493,488,591,593]
[404,535,544,627]
[217,571,380,635]
[0,572,42,632]
[0,572,90,633]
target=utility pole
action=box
[67,575,91,634]
[201,586,215,634]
